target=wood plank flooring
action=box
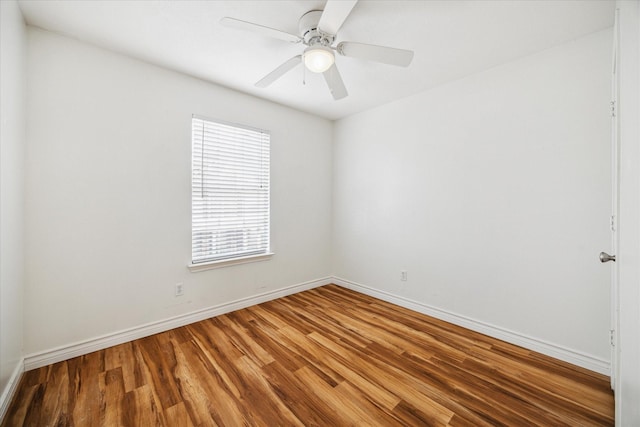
[2,284,614,426]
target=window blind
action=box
[191,116,270,264]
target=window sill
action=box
[188,253,274,272]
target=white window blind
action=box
[191,116,270,264]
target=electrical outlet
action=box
[175,282,184,297]
[401,271,408,281]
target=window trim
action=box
[190,114,272,270]
[188,252,274,272]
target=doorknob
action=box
[600,252,616,263]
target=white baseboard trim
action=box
[24,277,332,371]
[0,358,25,423]
[22,275,610,376]
[332,276,610,376]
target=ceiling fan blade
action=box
[255,55,302,88]
[220,17,302,43]
[337,42,414,67]
[318,0,358,36]
[322,64,348,100]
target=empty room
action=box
[1,0,639,425]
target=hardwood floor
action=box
[2,285,614,426]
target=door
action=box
[607,9,620,391]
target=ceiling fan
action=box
[220,0,414,100]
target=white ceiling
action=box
[18,0,615,120]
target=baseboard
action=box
[0,358,24,422]
[24,277,332,371]
[22,275,610,376]
[332,276,610,376]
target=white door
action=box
[605,9,620,391]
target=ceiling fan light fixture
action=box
[304,46,334,73]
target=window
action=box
[191,115,271,268]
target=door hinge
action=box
[610,215,617,232]
[611,100,617,117]
[610,329,616,347]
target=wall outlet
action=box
[175,282,184,296]
[401,271,408,281]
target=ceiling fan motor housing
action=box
[299,10,334,46]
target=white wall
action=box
[333,29,612,367]
[615,1,640,424]
[0,0,26,405]
[24,28,333,354]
